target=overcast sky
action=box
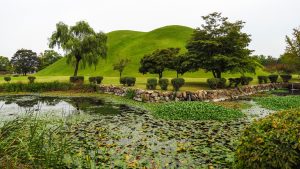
[0,0,299,58]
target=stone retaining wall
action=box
[98,83,288,102]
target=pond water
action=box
[0,95,134,121]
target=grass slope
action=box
[37,25,268,78]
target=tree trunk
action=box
[74,59,80,76]
[216,70,222,78]
[212,70,216,78]
[159,72,163,79]
[119,71,122,78]
[176,71,179,78]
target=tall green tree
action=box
[186,12,254,78]
[49,21,107,76]
[168,54,197,77]
[113,58,130,77]
[139,48,179,78]
[38,50,62,71]
[285,27,300,58]
[0,56,11,73]
[11,49,39,75]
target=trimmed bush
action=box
[146,78,158,90]
[235,109,300,169]
[119,77,136,86]
[28,76,36,83]
[12,74,19,77]
[0,81,73,92]
[171,78,185,91]
[4,76,11,83]
[257,76,268,84]
[228,78,241,87]
[159,78,169,90]
[268,74,278,83]
[240,76,253,86]
[95,76,103,84]
[280,74,292,83]
[70,76,84,84]
[207,78,227,89]
[88,77,96,84]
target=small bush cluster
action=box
[120,77,136,86]
[207,78,226,89]
[171,78,185,91]
[70,76,84,84]
[235,109,300,169]
[4,76,11,83]
[228,78,241,87]
[159,78,169,90]
[280,74,292,82]
[28,76,36,83]
[257,76,268,84]
[89,76,103,84]
[146,78,158,90]
[240,76,253,85]
[268,74,278,83]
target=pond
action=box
[0,95,135,121]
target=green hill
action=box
[37,25,267,78]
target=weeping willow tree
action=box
[49,21,107,76]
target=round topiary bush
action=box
[207,78,227,89]
[228,78,241,87]
[70,76,84,84]
[171,78,185,91]
[280,74,292,83]
[240,76,253,85]
[146,78,158,90]
[120,77,136,86]
[120,77,126,86]
[28,76,36,83]
[159,78,169,90]
[95,76,103,84]
[4,76,11,83]
[88,77,96,84]
[268,75,278,83]
[257,76,268,84]
[235,109,300,169]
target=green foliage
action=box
[168,54,196,77]
[268,74,278,83]
[139,48,180,78]
[28,76,36,83]
[119,77,136,86]
[113,58,130,77]
[0,56,11,72]
[125,88,136,99]
[49,21,107,76]
[4,77,11,83]
[280,74,292,82]
[38,50,62,71]
[207,78,227,89]
[11,49,39,76]
[257,76,268,84]
[228,78,241,87]
[70,76,84,84]
[153,102,243,121]
[158,78,169,90]
[235,109,300,169]
[89,77,96,84]
[146,78,158,90]
[0,81,73,92]
[240,76,253,85]
[95,76,103,84]
[255,96,300,111]
[186,12,254,78]
[171,78,185,91]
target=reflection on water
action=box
[0,95,133,120]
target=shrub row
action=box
[258,74,292,84]
[120,77,136,86]
[145,78,184,91]
[88,76,103,84]
[207,78,226,89]
[0,81,99,93]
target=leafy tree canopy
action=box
[113,58,130,77]
[49,21,107,76]
[139,48,180,78]
[38,50,62,71]
[0,56,11,72]
[186,12,254,78]
[11,49,39,75]
[168,54,197,77]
